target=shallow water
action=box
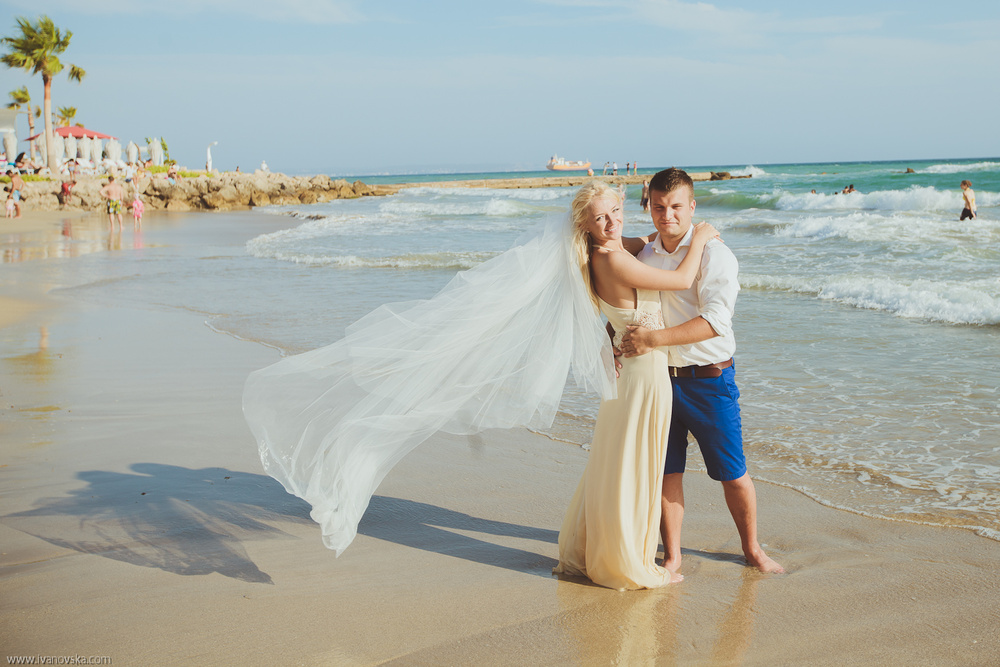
[5,157,997,541]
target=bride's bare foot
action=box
[669,570,684,583]
[746,549,785,574]
[661,555,681,573]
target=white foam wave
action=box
[918,161,1000,175]
[379,197,533,217]
[245,216,369,248]
[398,186,565,201]
[771,211,907,243]
[729,165,767,177]
[819,277,1000,324]
[245,246,496,269]
[776,186,964,213]
[741,273,1000,324]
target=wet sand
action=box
[2,210,999,665]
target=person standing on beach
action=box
[640,180,650,212]
[620,168,784,575]
[960,180,977,220]
[100,175,124,230]
[6,170,24,218]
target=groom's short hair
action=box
[649,168,693,198]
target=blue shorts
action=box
[664,364,747,481]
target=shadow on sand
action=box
[360,495,559,578]
[4,463,312,584]
[5,463,560,583]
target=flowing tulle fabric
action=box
[243,215,616,555]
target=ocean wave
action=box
[699,190,780,210]
[771,211,907,242]
[742,272,1000,325]
[819,277,1000,324]
[398,186,566,202]
[775,185,967,213]
[729,165,768,178]
[918,161,1000,175]
[378,197,537,217]
[244,247,497,269]
[769,210,1000,245]
[244,216,377,249]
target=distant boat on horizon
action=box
[546,155,591,171]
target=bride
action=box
[244,181,715,590]
[553,181,716,589]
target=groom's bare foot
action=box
[746,548,785,574]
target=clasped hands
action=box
[613,325,654,374]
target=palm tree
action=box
[1,16,85,170]
[55,105,77,127]
[6,85,41,161]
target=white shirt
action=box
[637,227,739,366]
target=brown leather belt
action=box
[668,358,733,378]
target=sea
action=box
[4,157,999,542]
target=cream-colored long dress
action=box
[554,289,674,590]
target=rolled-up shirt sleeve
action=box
[696,242,739,339]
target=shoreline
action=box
[1,209,998,664]
[8,169,747,215]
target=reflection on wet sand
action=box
[556,581,679,664]
[555,567,760,665]
[709,572,760,666]
[2,216,143,263]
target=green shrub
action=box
[0,174,51,183]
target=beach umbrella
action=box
[106,139,121,162]
[207,141,218,171]
[92,138,103,162]
[25,125,117,141]
[78,135,93,162]
[126,141,138,163]
[148,138,164,166]
[52,134,65,164]
[35,132,46,166]
[3,132,16,163]
[65,134,77,160]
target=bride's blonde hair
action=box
[570,180,620,308]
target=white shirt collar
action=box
[652,226,694,256]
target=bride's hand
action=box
[692,221,721,245]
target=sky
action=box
[1,0,998,175]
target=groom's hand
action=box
[621,325,654,357]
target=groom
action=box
[620,168,784,574]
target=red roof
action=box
[25,126,117,141]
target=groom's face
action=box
[650,186,696,251]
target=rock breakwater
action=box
[18,171,390,213]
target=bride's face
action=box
[586,194,623,244]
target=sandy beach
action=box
[2,208,999,666]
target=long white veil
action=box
[243,213,615,555]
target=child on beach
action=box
[4,187,14,218]
[60,179,76,208]
[960,180,977,220]
[131,195,144,226]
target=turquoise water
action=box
[7,156,998,542]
